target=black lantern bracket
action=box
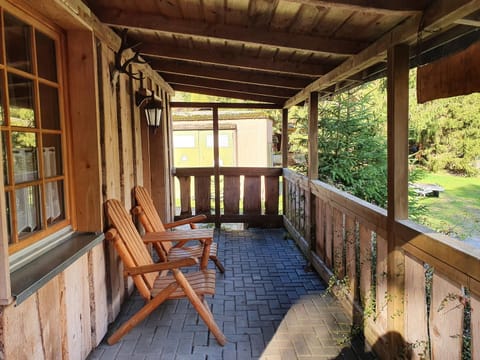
[135,88,161,107]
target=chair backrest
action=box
[105,199,157,298]
[134,186,174,254]
[134,186,167,232]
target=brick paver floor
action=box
[88,228,376,360]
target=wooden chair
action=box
[104,199,227,346]
[133,185,225,273]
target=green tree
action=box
[290,87,388,207]
[409,88,480,176]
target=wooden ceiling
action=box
[86,0,480,106]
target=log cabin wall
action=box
[0,0,174,358]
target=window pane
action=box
[4,13,32,73]
[16,185,41,238]
[12,132,38,183]
[8,74,36,127]
[39,84,60,129]
[5,192,12,244]
[42,134,62,177]
[45,179,64,225]
[2,131,9,185]
[174,134,196,148]
[36,31,57,82]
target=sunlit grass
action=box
[417,171,480,240]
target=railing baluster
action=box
[265,176,279,215]
[430,272,463,359]
[404,254,428,360]
[345,215,357,303]
[375,234,388,333]
[359,224,372,310]
[315,197,325,261]
[224,175,240,215]
[472,291,480,359]
[178,176,191,215]
[195,175,211,215]
[243,176,261,215]
[332,208,344,278]
[324,203,333,268]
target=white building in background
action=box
[172,111,275,168]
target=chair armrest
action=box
[124,257,198,276]
[163,215,207,229]
[131,205,143,216]
[142,231,213,245]
[105,228,119,241]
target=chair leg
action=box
[107,282,178,345]
[210,255,225,273]
[173,269,227,346]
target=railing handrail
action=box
[397,219,480,288]
[174,166,283,177]
[311,179,388,238]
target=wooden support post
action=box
[282,108,289,217]
[150,90,170,221]
[165,93,175,219]
[281,108,289,168]
[386,44,409,355]
[212,107,221,228]
[306,92,318,264]
[67,30,103,231]
[308,92,319,181]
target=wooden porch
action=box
[1,1,479,359]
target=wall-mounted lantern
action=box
[135,88,163,131]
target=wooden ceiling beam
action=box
[141,43,331,76]
[454,18,480,26]
[95,7,366,56]
[423,0,480,33]
[163,74,296,98]
[150,59,312,89]
[170,102,283,109]
[282,0,425,15]
[171,84,285,105]
[284,0,480,107]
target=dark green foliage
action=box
[290,89,388,207]
[317,91,388,206]
[409,72,480,176]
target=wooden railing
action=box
[283,168,480,359]
[173,167,283,227]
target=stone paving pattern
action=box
[88,229,377,360]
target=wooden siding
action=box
[0,1,173,359]
[2,244,105,360]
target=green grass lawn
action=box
[415,171,480,240]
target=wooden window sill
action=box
[10,231,104,305]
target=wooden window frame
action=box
[0,6,71,254]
